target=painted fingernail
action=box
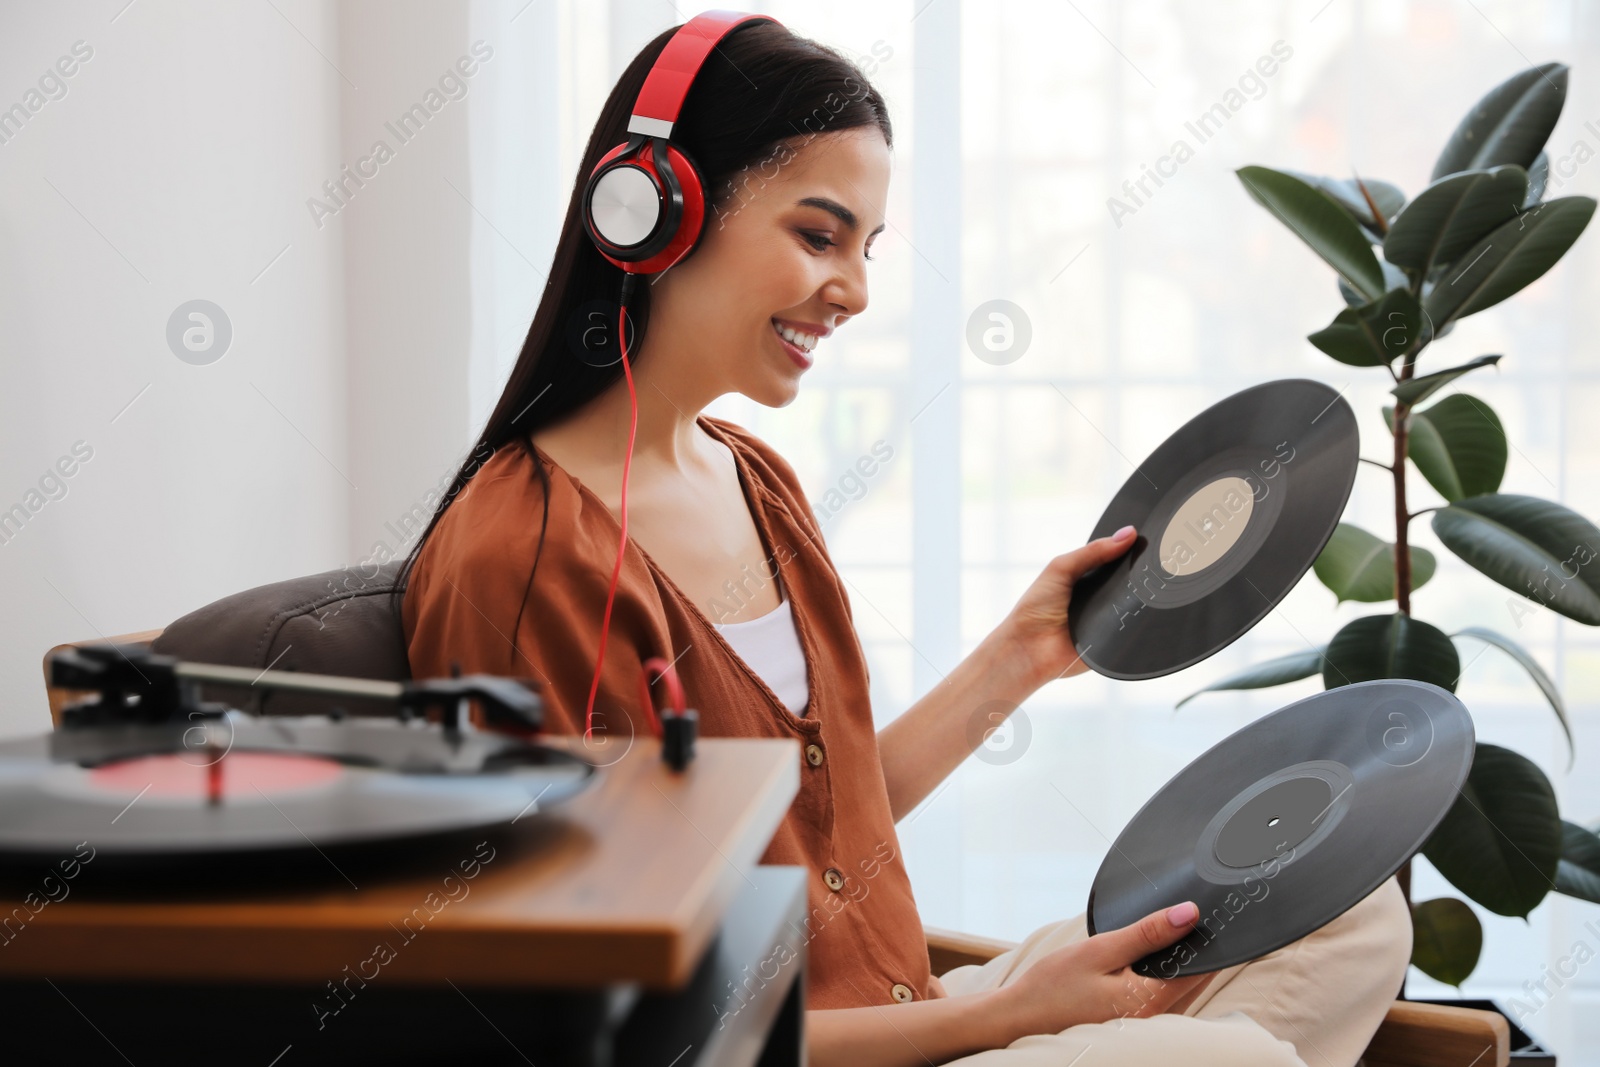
[1166,901,1198,927]
[1113,525,1135,541]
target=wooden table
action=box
[0,737,807,1066]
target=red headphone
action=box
[579,12,781,744]
[582,10,779,275]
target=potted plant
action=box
[1179,61,1600,1018]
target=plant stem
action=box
[1392,332,1427,956]
[1393,354,1417,614]
[1401,857,1414,1004]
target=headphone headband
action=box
[626,10,776,139]
[586,9,782,273]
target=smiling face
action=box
[646,126,891,407]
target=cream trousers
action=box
[936,875,1411,1067]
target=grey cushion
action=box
[149,561,409,717]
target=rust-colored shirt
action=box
[401,415,932,1010]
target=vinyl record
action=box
[1068,379,1359,680]
[1085,679,1474,977]
[0,714,594,864]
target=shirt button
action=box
[805,744,825,767]
[823,867,845,891]
[891,983,914,1003]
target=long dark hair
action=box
[391,19,893,635]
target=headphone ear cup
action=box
[583,140,708,274]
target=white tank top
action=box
[713,595,811,716]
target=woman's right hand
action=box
[807,902,1215,1067]
[983,901,1216,1041]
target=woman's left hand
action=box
[996,525,1137,686]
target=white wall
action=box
[0,0,353,737]
[338,0,475,583]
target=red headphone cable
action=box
[583,274,638,741]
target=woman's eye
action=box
[800,229,875,261]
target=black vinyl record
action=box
[0,714,594,866]
[1068,379,1359,680]
[1086,679,1474,977]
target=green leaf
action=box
[1314,523,1436,603]
[1176,648,1325,708]
[1410,897,1483,986]
[1433,63,1568,180]
[1424,197,1596,327]
[1383,393,1508,501]
[1338,260,1410,307]
[1238,166,1387,301]
[1383,167,1529,274]
[1423,743,1560,918]
[1453,626,1574,769]
[1322,612,1461,691]
[1432,494,1600,624]
[1525,151,1550,208]
[1555,820,1600,904]
[1391,355,1501,407]
[1309,289,1422,366]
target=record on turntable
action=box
[1086,679,1474,977]
[1068,379,1359,680]
[0,644,595,866]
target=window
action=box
[482,2,1600,1050]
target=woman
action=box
[399,17,1411,1067]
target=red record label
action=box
[87,752,345,800]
